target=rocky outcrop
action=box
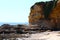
[29,2,45,25]
[49,2,60,30]
[29,0,60,30]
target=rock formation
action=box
[49,1,60,30]
[29,0,60,30]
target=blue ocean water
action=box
[0,22,29,26]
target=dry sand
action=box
[20,31,60,40]
[3,31,60,40]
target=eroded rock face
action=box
[49,2,60,30]
[29,2,45,25]
[29,0,60,30]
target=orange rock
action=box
[49,2,60,29]
[29,1,60,30]
[29,2,45,24]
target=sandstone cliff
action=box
[49,2,60,30]
[29,0,60,30]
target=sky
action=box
[0,0,50,23]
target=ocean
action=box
[0,22,29,26]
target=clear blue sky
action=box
[0,0,50,23]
